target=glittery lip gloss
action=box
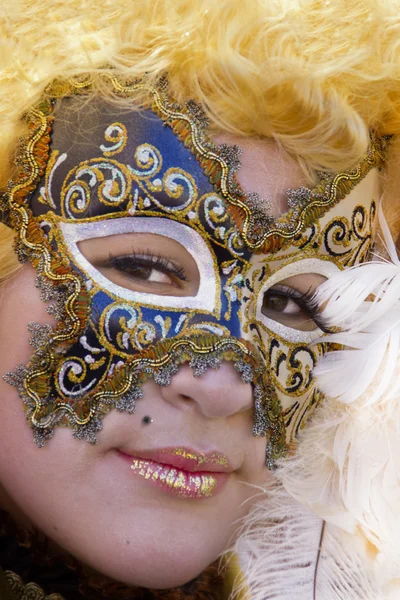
[120,447,232,499]
[130,458,225,498]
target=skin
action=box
[0,134,324,589]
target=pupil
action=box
[120,264,152,280]
[264,294,288,313]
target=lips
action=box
[118,447,233,499]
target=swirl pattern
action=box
[2,74,384,466]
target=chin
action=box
[89,553,216,590]
[123,570,207,590]
[55,518,225,591]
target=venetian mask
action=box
[0,75,387,467]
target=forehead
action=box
[214,132,310,218]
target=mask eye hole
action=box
[59,217,218,312]
[79,232,200,297]
[255,260,340,342]
[83,241,199,297]
[108,252,187,287]
[258,272,332,334]
[261,284,320,332]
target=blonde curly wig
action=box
[1,0,400,280]
[1,0,400,175]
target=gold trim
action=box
[4,570,64,600]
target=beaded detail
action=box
[1,73,388,466]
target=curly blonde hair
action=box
[1,0,400,280]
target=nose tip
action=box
[159,361,253,419]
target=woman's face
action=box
[0,83,380,589]
[0,129,320,588]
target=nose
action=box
[159,361,253,419]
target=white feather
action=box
[273,207,400,597]
[230,484,323,600]
[233,484,390,600]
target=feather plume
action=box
[233,484,387,600]
[275,207,400,597]
[231,484,323,600]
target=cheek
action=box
[0,266,271,587]
[0,265,53,472]
[0,408,268,588]
[0,265,55,371]
[0,265,59,517]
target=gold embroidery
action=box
[2,73,386,464]
[43,74,388,252]
[4,570,64,600]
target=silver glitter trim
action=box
[3,364,28,392]
[185,99,210,128]
[153,363,179,386]
[35,274,71,321]
[33,426,55,448]
[72,416,103,444]
[245,192,275,243]
[189,354,223,377]
[286,186,312,209]
[252,385,270,437]
[115,385,144,413]
[234,360,254,384]
[28,322,54,350]
[216,143,242,174]
[59,216,217,312]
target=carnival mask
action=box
[1,75,386,467]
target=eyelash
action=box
[101,252,330,332]
[108,250,189,282]
[267,284,331,332]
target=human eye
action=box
[261,283,332,333]
[105,251,189,289]
[254,261,340,341]
[77,230,200,298]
